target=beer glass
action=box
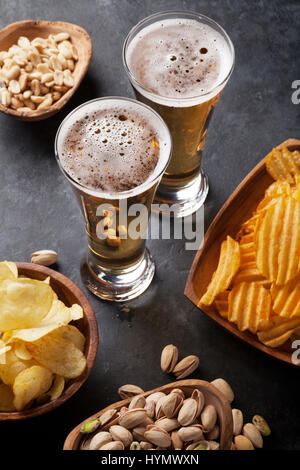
[123,11,235,217]
[55,97,171,301]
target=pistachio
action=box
[161,391,183,418]
[109,425,133,447]
[207,440,220,450]
[129,394,146,410]
[211,378,234,403]
[160,344,178,373]
[178,424,204,442]
[31,249,57,266]
[234,435,254,450]
[177,398,198,426]
[130,441,141,450]
[171,430,183,450]
[144,399,155,418]
[206,424,219,440]
[100,441,124,450]
[89,432,112,450]
[170,388,185,400]
[99,409,118,427]
[200,405,217,432]
[119,408,148,429]
[232,409,243,436]
[118,384,144,400]
[172,355,199,379]
[191,389,205,416]
[80,418,100,434]
[132,426,147,441]
[144,426,172,448]
[252,415,271,437]
[155,395,167,419]
[145,392,166,405]
[155,417,179,432]
[188,440,210,450]
[242,423,263,448]
[140,441,153,450]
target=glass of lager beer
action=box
[123,11,235,217]
[55,97,171,301]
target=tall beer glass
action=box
[55,97,171,301]
[123,11,235,217]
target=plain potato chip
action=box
[228,282,271,333]
[13,342,32,361]
[0,261,18,280]
[0,278,54,331]
[27,333,86,379]
[0,383,15,411]
[199,236,240,306]
[271,277,300,318]
[0,350,34,386]
[13,365,53,411]
[48,375,65,401]
[55,325,85,352]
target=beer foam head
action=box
[125,17,234,106]
[56,98,171,195]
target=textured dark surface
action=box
[0,0,299,452]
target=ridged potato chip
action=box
[0,278,54,331]
[0,383,15,411]
[266,147,300,184]
[26,333,86,379]
[199,236,240,306]
[228,282,271,333]
[257,316,300,347]
[214,292,229,319]
[271,276,300,318]
[13,365,53,411]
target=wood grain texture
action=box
[185,138,300,367]
[0,262,98,420]
[0,20,92,121]
[63,379,233,450]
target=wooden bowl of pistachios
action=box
[63,380,233,450]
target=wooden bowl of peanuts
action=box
[63,380,233,450]
[0,20,92,121]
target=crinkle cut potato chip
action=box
[271,277,300,318]
[256,196,300,285]
[228,282,271,333]
[0,278,54,331]
[13,365,53,411]
[266,147,300,184]
[257,316,300,348]
[214,292,229,319]
[199,236,240,306]
[26,333,86,379]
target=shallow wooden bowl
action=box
[185,138,300,367]
[0,262,98,420]
[0,20,92,121]
[63,379,233,450]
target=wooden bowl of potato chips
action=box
[0,261,98,420]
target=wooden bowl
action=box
[0,262,98,420]
[185,138,300,367]
[63,379,233,450]
[0,20,92,121]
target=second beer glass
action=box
[123,11,235,217]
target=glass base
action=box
[80,248,155,302]
[154,169,209,218]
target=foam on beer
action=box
[57,99,170,194]
[126,18,233,106]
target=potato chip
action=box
[214,292,229,319]
[0,261,18,280]
[13,342,32,361]
[0,278,54,331]
[199,236,240,306]
[266,147,300,184]
[0,350,33,386]
[55,325,85,352]
[0,343,11,365]
[26,333,86,379]
[0,383,15,411]
[70,304,84,321]
[228,282,271,333]
[257,316,300,347]
[271,277,300,318]
[13,365,53,411]
[48,375,65,401]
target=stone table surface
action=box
[0,0,299,452]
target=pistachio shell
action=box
[232,409,243,436]
[162,392,183,418]
[132,425,147,441]
[140,441,153,450]
[252,414,271,437]
[31,249,57,266]
[109,425,133,447]
[178,425,204,442]
[211,378,234,403]
[130,441,141,450]
[100,441,124,450]
[177,398,198,426]
[118,384,144,399]
[206,424,219,440]
[144,426,172,448]
[171,430,183,450]
[234,435,254,450]
[173,355,199,379]
[144,399,155,418]
[160,344,178,373]
[242,423,263,448]
[145,392,166,405]
[200,405,217,432]
[155,417,179,432]
[187,440,210,450]
[129,394,146,410]
[99,409,117,427]
[118,408,148,429]
[191,389,205,416]
[89,431,112,450]
[207,440,220,450]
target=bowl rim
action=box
[0,19,93,121]
[0,261,98,420]
[63,379,233,450]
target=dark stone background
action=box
[0,0,299,452]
